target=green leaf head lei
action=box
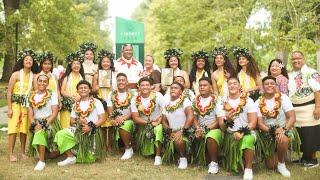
[191,49,209,61]
[212,46,228,59]
[97,49,115,61]
[17,48,37,62]
[232,46,251,59]
[164,48,183,60]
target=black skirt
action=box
[296,124,320,153]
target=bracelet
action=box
[237,126,250,135]
[223,118,234,128]
[88,121,97,135]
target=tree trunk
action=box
[1,0,20,82]
[275,50,289,66]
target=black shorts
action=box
[296,124,320,154]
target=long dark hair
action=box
[236,55,260,80]
[212,54,236,78]
[59,60,85,87]
[12,57,39,74]
[98,56,115,71]
[189,58,211,88]
[267,59,288,79]
[40,59,54,73]
[165,56,182,69]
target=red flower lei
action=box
[192,95,216,117]
[135,92,156,116]
[30,90,51,109]
[74,98,95,117]
[111,90,132,110]
[259,92,282,119]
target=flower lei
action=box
[192,95,216,117]
[74,98,95,117]
[29,90,51,109]
[223,92,247,118]
[259,92,282,119]
[111,90,132,110]
[165,94,186,113]
[136,92,156,117]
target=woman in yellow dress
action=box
[211,46,236,97]
[92,49,115,152]
[189,49,217,95]
[233,47,261,101]
[33,52,60,99]
[7,49,39,162]
[60,52,85,128]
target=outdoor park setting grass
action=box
[0,132,319,179]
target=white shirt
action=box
[216,96,257,132]
[106,91,131,116]
[114,58,143,83]
[194,96,218,126]
[131,92,164,121]
[163,97,192,131]
[255,94,293,127]
[71,98,105,123]
[33,92,58,119]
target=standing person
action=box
[255,76,298,177]
[79,42,98,85]
[54,80,106,165]
[114,44,143,92]
[211,46,236,97]
[92,49,115,152]
[162,82,194,169]
[189,49,215,95]
[140,55,161,92]
[28,74,61,170]
[288,51,320,167]
[60,52,85,128]
[7,49,39,162]
[106,73,134,160]
[216,77,257,180]
[192,77,222,174]
[233,47,261,101]
[164,48,190,88]
[131,77,164,165]
[34,51,60,98]
[267,59,289,95]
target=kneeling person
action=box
[256,76,297,177]
[131,77,164,165]
[192,77,222,174]
[54,80,106,165]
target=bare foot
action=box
[9,155,17,162]
[21,153,28,160]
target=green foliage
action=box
[134,0,320,71]
[1,0,111,65]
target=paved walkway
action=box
[0,106,8,125]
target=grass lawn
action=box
[0,132,319,180]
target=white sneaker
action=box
[208,161,219,174]
[178,157,188,169]
[57,156,76,166]
[154,156,162,166]
[243,168,253,180]
[277,162,291,177]
[34,161,45,171]
[120,148,133,160]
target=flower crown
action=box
[65,51,83,64]
[232,47,251,59]
[164,48,183,60]
[17,48,37,62]
[212,46,228,59]
[38,51,55,63]
[79,42,97,54]
[191,49,209,60]
[97,49,115,61]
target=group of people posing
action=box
[6,43,320,180]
